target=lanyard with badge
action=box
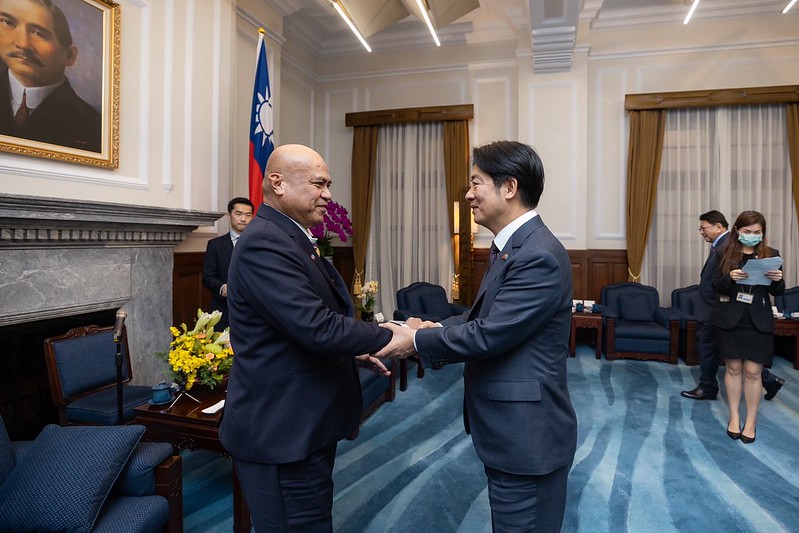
[736,285,755,304]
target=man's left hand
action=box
[355,354,391,376]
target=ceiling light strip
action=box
[416,0,441,47]
[683,0,701,24]
[330,1,371,52]
[783,0,797,13]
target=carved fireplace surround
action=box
[0,193,222,387]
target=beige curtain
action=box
[350,126,379,290]
[788,103,799,222]
[443,121,470,230]
[625,110,666,282]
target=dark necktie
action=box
[13,91,29,127]
[489,242,500,267]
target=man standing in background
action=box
[202,197,253,331]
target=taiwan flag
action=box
[248,28,274,210]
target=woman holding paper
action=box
[711,210,784,444]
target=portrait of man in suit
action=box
[0,0,101,152]
[219,144,394,531]
[379,140,578,532]
[202,197,254,332]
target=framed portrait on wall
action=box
[0,0,120,168]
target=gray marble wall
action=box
[0,194,222,386]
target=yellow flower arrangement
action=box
[157,309,233,390]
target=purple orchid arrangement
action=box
[310,201,353,257]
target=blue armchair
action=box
[670,285,701,365]
[775,286,799,315]
[393,282,468,390]
[601,282,681,363]
[0,416,182,532]
[394,281,468,322]
[43,325,152,425]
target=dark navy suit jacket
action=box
[696,232,729,323]
[202,234,234,329]
[219,204,391,464]
[415,215,577,476]
[710,247,785,333]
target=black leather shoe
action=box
[764,377,785,401]
[726,429,741,440]
[680,386,717,400]
[740,429,756,444]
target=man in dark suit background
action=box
[681,210,784,401]
[202,197,254,331]
[219,144,393,531]
[0,0,101,152]
[379,141,577,532]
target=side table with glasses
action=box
[570,312,603,359]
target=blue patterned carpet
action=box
[182,347,799,532]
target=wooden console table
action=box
[774,319,799,369]
[570,312,603,359]
[133,387,250,533]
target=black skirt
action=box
[716,309,773,365]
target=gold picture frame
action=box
[0,0,120,168]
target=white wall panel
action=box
[322,89,358,212]
[591,67,627,245]
[525,81,581,247]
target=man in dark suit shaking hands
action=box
[378,140,577,532]
[219,144,393,532]
[202,197,254,331]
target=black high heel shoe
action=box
[740,428,756,444]
[726,426,741,440]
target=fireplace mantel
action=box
[1,193,221,248]
[0,193,223,385]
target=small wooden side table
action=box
[774,319,799,369]
[570,312,603,359]
[133,386,250,533]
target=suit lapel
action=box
[261,205,353,314]
[471,216,543,314]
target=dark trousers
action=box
[698,322,780,392]
[485,460,572,533]
[233,443,337,532]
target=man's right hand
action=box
[220,283,228,297]
[374,323,417,359]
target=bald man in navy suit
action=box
[378,141,577,532]
[220,145,393,532]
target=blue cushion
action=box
[0,424,144,532]
[112,442,173,496]
[618,294,655,322]
[93,495,169,533]
[0,416,13,486]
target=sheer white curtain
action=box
[642,104,798,302]
[366,122,454,317]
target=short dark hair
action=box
[227,197,254,213]
[472,141,545,209]
[33,0,73,48]
[699,210,728,229]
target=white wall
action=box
[1,2,796,256]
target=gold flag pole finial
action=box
[258,27,265,34]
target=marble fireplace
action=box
[0,193,221,438]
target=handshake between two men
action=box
[354,318,439,376]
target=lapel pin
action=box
[502,254,508,261]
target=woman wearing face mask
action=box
[711,210,784,444]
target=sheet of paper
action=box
[741,257,783,286]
